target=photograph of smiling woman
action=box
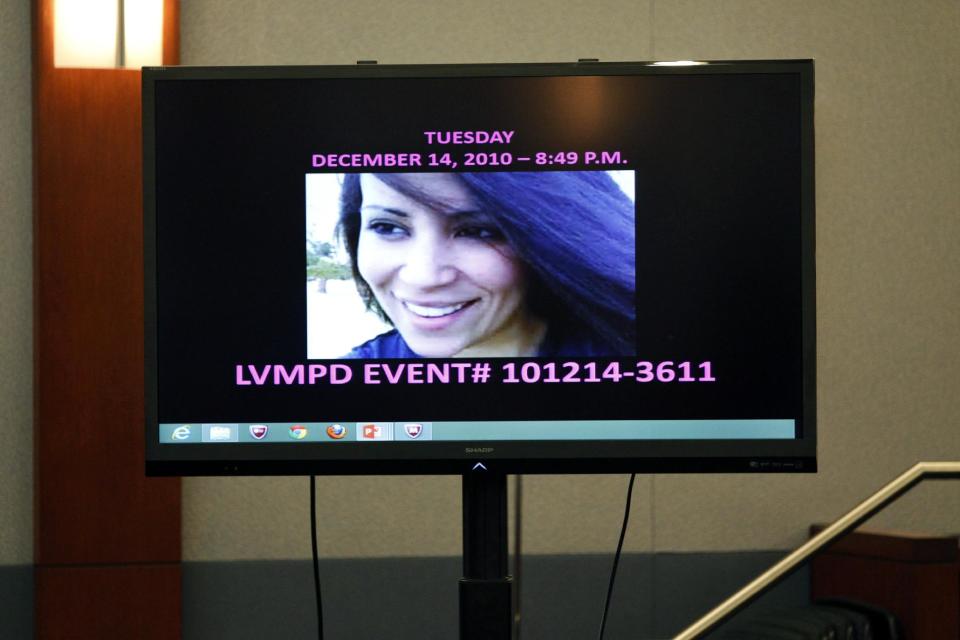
[335,171,636,359]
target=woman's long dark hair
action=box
[339,171,636,354]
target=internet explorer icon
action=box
[171,425,192,441]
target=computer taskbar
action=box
[159,419,795,444]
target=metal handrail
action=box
[675,461,960,639]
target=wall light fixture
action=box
[54,0,163,69]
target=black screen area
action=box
[145,62,815,475]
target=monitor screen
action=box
[144,60,815,475]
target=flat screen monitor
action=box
[144,60,815,475]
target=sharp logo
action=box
[465,447,494,454]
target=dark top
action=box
[346,328,612,359]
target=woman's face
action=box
[357,173,534,357]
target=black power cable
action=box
[310,475,324,640]
[513,474,523,640]
[598,473,636,640]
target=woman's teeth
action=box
[404,300,470,318]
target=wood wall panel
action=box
[811,528,960,639]
[33,0,182,636]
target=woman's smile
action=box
[400,297,478,319]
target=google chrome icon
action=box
[288,425,308,440]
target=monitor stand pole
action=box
[460,469,512,640]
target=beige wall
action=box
[0,1,34,567]
[180,0,655,66]
[3,0,957,566]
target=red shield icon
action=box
[404,423,423,439]
[249,424,269,440]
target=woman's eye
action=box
[456,225,503,241]
[367,221,408,237]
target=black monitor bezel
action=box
[144,59,816,476]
